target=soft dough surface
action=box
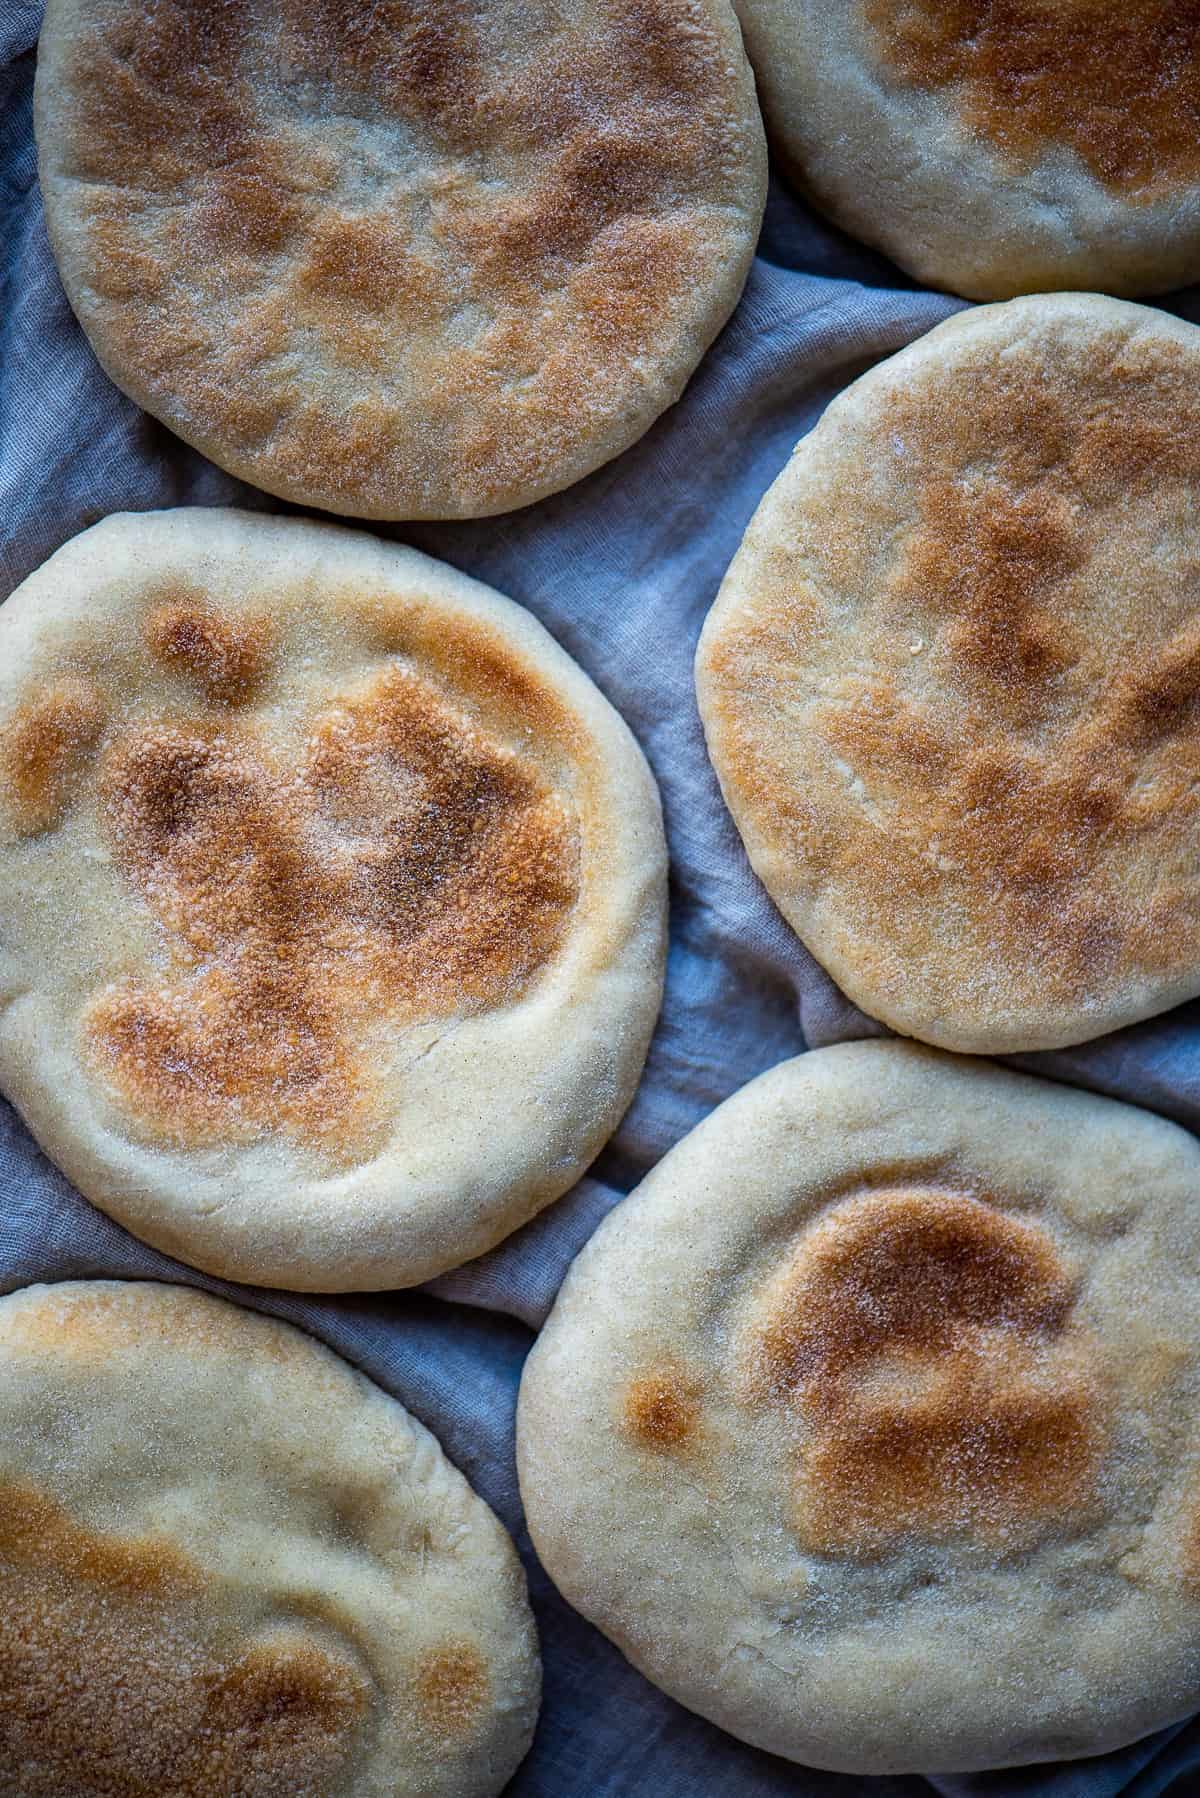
[697,293,1200,1055]
[0,508,667,1289]
[0,1278,540,1797]
[519,1042,1200,1773]
[734,0,1200,298]
[34,0,766,519]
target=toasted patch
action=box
[623,1368,702,1449]
[82,661,579,1160]
[0,676,107,835]
[414,1640,491,1739]
[0,1482,368,1797]
[868,0,1200,196]
[146,593,271,703]
[748,1189,1101,1551]
[0,1279,540,1795]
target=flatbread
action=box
[518,1041,1200,1773]
[0,1278,539,1797]
[34,0,766,520]
[734,0,1200,299]
[697,293,1200,1054]
[0,508,666,1289]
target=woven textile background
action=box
[3,5,1200,1792]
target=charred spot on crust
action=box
[0,676,108,836]
[748,1189,1104,1552]
[623,1369,701,1449]
[0,1480,368,1795]
[414,1639,490,1738]
[146,594,272,704]
[82,664,579,1160]
[867,0,1200,197]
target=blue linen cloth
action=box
[3,6,1200,1791]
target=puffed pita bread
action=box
[0,509,666,1289]
[734,0,1200,299]
[34,0,766,519]
[519,1042,1200,1772]
[0,1278,539,1797]
[697,293,1200,1054]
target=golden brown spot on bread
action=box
[349,603,591,753]
[146,595,271,704]
[0,1480,202,1600]
[755,1189,1074,1384]
[819,683,1131,968]
[85,208,168,305]
[748,1189,1103,1552]
[474,128,708,277]
[196,164,310,257]
[283,0,484,128]
[204,1637,368,1782]
[1181,1484,1200,1591]
[624,1369,701,1449]
[414,1639,489,1739]
[307,668,579,999]
[72,0,251,186]
[82,665,578,1159]
[797,1370,1100,1556]
[297,213,444,319]
[1112,621,1200,746]
[0,1286,307,1372]
[868,1,1200,197]
[898,476,1084,693]
[0,1481,367,1795]
[0,677,107,835]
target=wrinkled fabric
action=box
[3,8,1200,1792]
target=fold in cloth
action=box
[3,8,1199,1791]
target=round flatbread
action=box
[0,509,666,1289]
[33,0,766,520]
[0,1279,539,1797]
[697,293,1200,1055]
[734,0,1200,299]
[519,1041,1200,1773]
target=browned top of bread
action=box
[2,585,579,1164]
[734,0,1200,297]
[0,1280,540,1797]
[518,1044,1200,1773]
[2,1478,370,1797]
[0,511,666,1291]
[34,0,765,518]
[698,294,1200,1053]
[867,0,1200,197]
[744,1187,1103,1554]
